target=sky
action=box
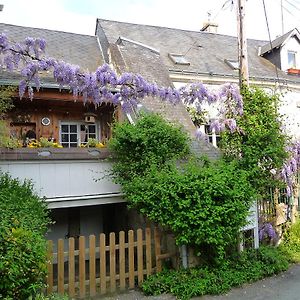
[0,0,299,41]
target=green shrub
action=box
[0,173,51,299]
[279,220,300,263]
[123,158,255,264]
[109,113,190,182]
[110,114,256,264]
[142,246,289,300]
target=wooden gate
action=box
[46,227,172,298]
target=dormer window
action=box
[168,53,190,65]
[288,51,297,69]
[224,59,239,70]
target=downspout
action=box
[181,245,188,269]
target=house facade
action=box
[0,24,137,249]
[1,19,299,248]
[0,22,219,249]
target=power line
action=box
[275,0,300,25]
[210,0,234,21]
[262,0,280,86]
[281,4,300,23]
[284,0,300,12]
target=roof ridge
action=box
[0,22,96,38]
[96,18,268,42]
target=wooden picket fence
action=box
[46,227,172,298]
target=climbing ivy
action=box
[220,86,288,196]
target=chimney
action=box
[200,22,218,34]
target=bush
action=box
[279,220,300,263]
[109,113,190,182]
[0,173,51,299]
[110,114,256,264]
[142,246,289,300]
[123,158,256,264]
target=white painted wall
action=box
[0,160,120,198]
[174,81,300,141]
[279,89,300,140]
[281,36,300,71]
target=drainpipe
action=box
[181,245,188,269]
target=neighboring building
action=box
[96,19,300,142]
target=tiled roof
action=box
[0,23,104,85]
[96,19,300,84]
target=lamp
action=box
[84,112,97,123]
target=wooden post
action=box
[68,237,75,298]
[128,230,135,289]
[57,239,64,295]
[154,227,162,272]
[89,235,96,297]
[137,229,144,285]
[79,236,86,298]
[145,228,152,276]
[100,233,106,294]
[119,231,126,290]
[237,0,249,87]
[109,232,116,293]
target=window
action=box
[288,51,297,69]
[224,59,239,70]
[60,122,98,148]
[204,123,221,148]
[168,53,190,65]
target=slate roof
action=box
[0,23,104,85]
[96,19,300,84]
[260,28,300,55]
[98,20,220,159]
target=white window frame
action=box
[59,121,100,148]
[198,123,220,148]
[288,51,297,69]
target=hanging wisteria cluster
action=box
[0,33,242,129]
[280,141,300,196]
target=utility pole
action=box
[280,0,284,35]
[237,0,249,87]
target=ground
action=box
[97,264,300,300]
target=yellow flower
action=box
[96,143,105,148]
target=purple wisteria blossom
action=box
[280,141,300,196]
[258,222,277,241]
[0,33,243,131]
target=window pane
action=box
[88,125,96,133]
[89,134,96,139]
[61,134,69,143]
[61,143,69,148]
[70,134,77,142]
[61,125,69,133]
[70,125,77,133]
[70,143,77,148]
[288,52,296,68]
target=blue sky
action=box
[0,0,299,40]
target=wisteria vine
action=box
[281,141,300,196]
[0,33,242,130]
[0,33,299,194]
